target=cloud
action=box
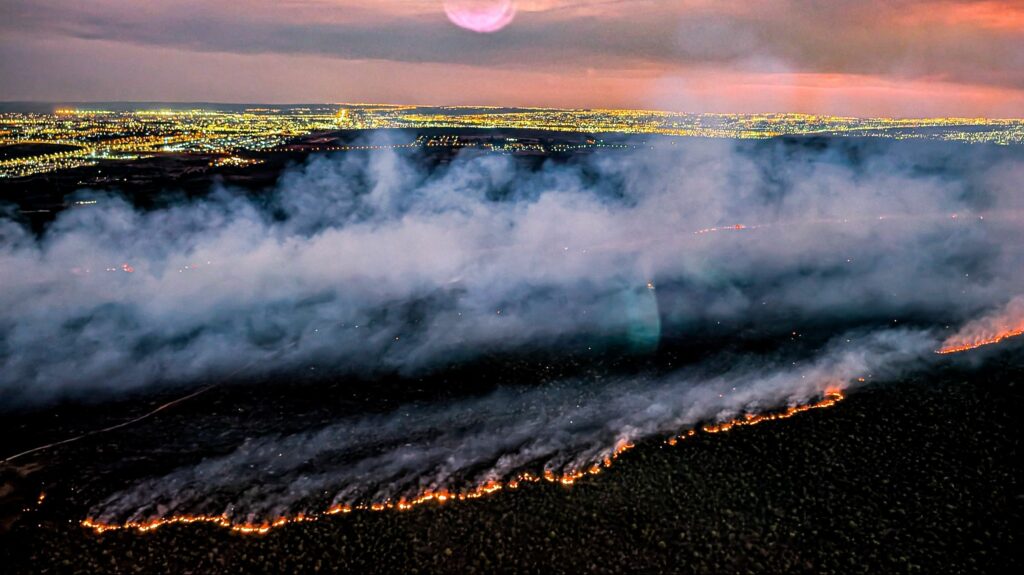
[2,0,1022,90]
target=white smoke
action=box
[1,135,1020,405]
[1,134,1022,523]
[90,327,936,525]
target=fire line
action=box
[936,328,1024,354]
[82,391,843,535]
[80,314,1020,536]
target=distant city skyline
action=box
[2,1,1022,117]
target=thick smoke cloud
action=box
[1,135,1022,407]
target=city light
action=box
[3,106,1022,178]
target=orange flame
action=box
[937,297,1024,354]
[85,313,1022,537]
[81,389,846,536]
[693,391,843,436]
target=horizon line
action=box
[1,100,1022,122]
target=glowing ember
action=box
[936,296,1024,354]
[937,328,1024,354]
[80,390,845,535]
[696,391,843,435]
[74,294,1024,536]
[444,0,516,33]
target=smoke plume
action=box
[1,134,1022,524]
[1,135,1020,405]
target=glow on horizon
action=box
[1,1,1022,116]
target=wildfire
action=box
[74,304,1024,536]
[74,295,1024,538]
[660,391,844,447]
[936,296,1024,354]
[698,391,843,435]
[21,209,1008,535]
[936,326,1024,354]
[80,391,841,536]
[936,328,1024,354]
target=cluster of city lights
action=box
[3,105,1021,178]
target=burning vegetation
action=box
[81,390,846,535]
[937,297,1024,354]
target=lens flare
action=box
[444,0,517,33]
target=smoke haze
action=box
[2,135,1020,405]
[1,135,1022,522]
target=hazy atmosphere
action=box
[2,0,1023,115]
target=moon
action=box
[443,0,517,33]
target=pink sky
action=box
[0,0,1021,117]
